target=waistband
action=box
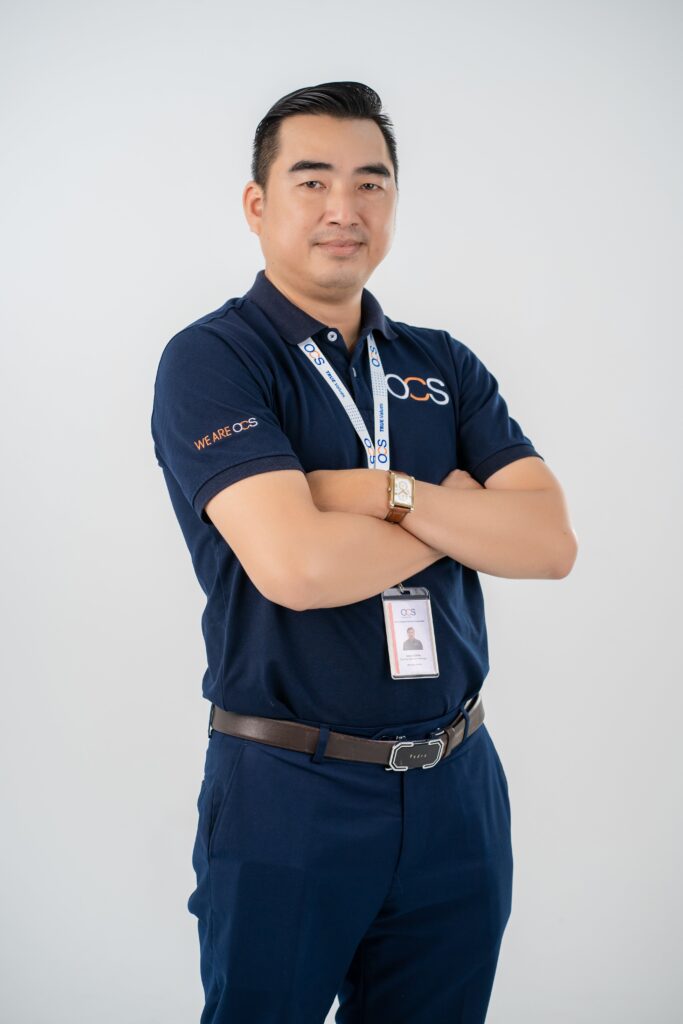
[208,693,484,770]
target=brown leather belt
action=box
[208,692,484,771]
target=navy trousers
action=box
[187,700,513,1023]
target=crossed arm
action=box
[205,457,578,612]
[302,458,577,607]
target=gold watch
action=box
[384,470,415,523]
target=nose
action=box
[323,183,361,228]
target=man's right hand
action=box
[440,468,485,491]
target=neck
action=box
[264,266,363,353]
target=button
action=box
[327,331,338,342]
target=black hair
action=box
[251,81,398,193]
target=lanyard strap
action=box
[297,331,390,470]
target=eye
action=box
[299,180,383,191]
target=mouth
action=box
[316,241,364,255]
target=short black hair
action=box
[251,81,398,194]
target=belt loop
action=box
[208,703,215,738]
[459,703,471,743]
[311,725,331,763]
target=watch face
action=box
[393,476,413,507]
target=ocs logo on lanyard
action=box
[298,332,440,680]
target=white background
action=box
[1,1,681,1021]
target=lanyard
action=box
[297,331,390,470]
[298,331,420,610]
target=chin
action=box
[317,269,364,290]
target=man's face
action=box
[243,113,398,295]
[407,627,415,637]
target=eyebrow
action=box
[287,160,392,179]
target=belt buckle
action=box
[385,730,446,771]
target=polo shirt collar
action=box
[243,269,399,346]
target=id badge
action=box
[381,585,440,679]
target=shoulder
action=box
[154,296,258,383]
[384,317,478,374]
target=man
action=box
[403,626,423,651]
[151,80,577,1024]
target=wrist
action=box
[374,469,392,519]
[351,468,391,519]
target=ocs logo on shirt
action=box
[193,417,259,450]
[386,375,450,405]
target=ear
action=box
[243,181,264,236]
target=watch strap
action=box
[385,504,410,524]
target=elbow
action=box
[257,513,325,611]
[286,561,322,611]
[273,575,318,612]
[257,560,320,612]
[286,553,328,611]
[548,528,579,579]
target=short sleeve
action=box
[151,328,305,523]
[451,337,544,485]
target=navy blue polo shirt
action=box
[151,269,544,728]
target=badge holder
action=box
[381,583,440,679]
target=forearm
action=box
[301,509,444,610]
[303,465,575,586]
[402,479,573,578]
